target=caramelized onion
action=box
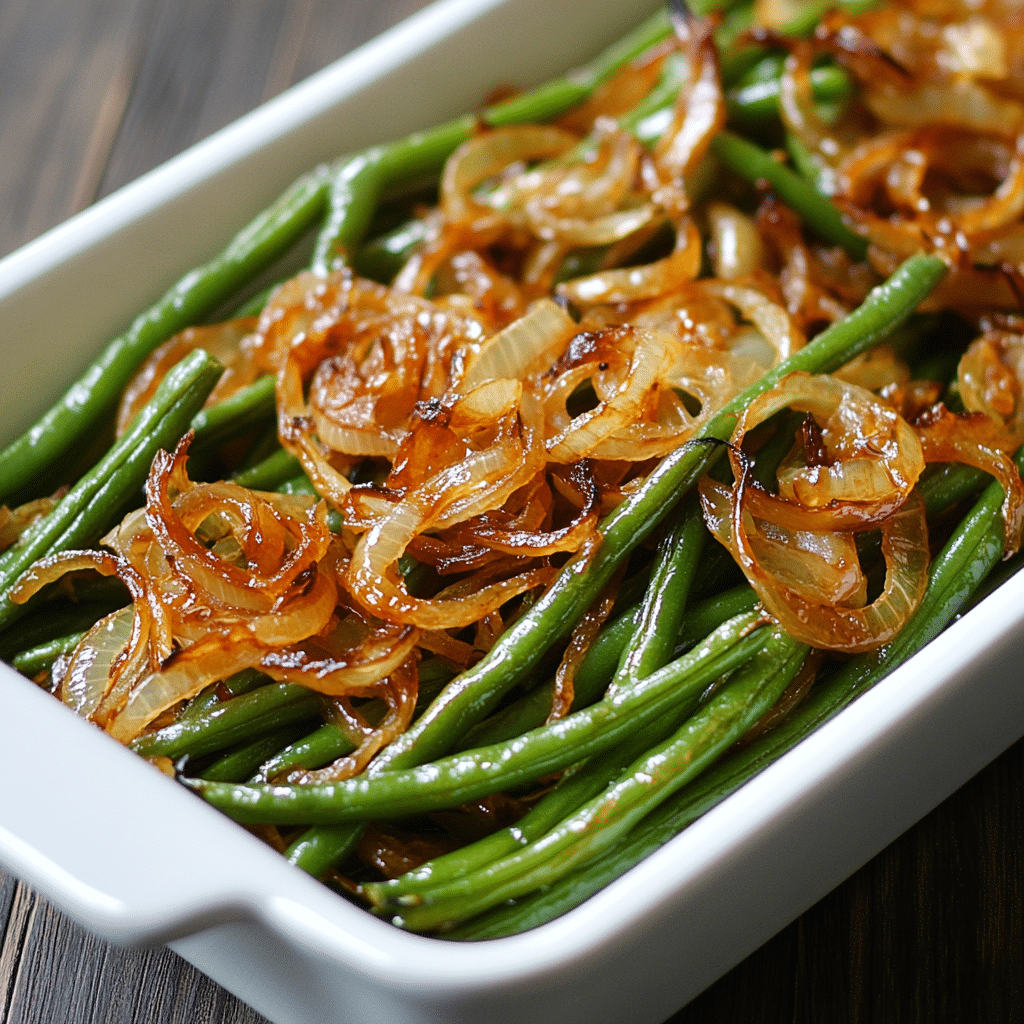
[730,372,925,531]
[117,318,259,436]
[701,474,929,652]
[914,404,1024,556]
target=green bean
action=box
[732,53,787,89]
[727,65,853,124]
[446,452,1007,901]
[0,597,127,662]
[199,722,319,783]
[0,174,331,504]
[177,668,271,723]
[0,350,223,632]
[10,631,85,676]
[673,585,759,650]
[710,130,869,258]
[367,671,716,905]
[456,581,756,753]
[614,501,705,688]
[132,681,322,761]
[785,132,825,189]
[372,696,699,902]
[384,630,806,932]
[230,448,303,491]
[452,447,1023,940]
[919,462,990,517]
[188,375,277,456]
[252,722,357,783]
[189,612,770,824]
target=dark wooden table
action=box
[1,2,1023,1021]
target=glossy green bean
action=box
[230,448,303,491]
[614,501,705,688]
[189,613,770,824]
[177,668,271,724]
[10,631,85,676]
[710,129,869,258]
[188,374,277,455]
[252,722,357,783]
[132,681,323,761]
[727,65,853,123]
[0,350,223,632]
[368,506,709,900]
[199,722,319,783]
[385,630,806,932]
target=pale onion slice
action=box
[459,299,578,391]
[525,203,658,248]
[543,326,674,462]
[60,607,138,718]
[778,44,845,195]
[556,217,702,306]
[834,346,910,393]
[707,202,764,280]
[287,657,419,784]
[937,17,1007,79]
[651,14,725,207]
[247,571,338,647]
[260,610,420,695]
[746,515,867,609]
[866,80,1024,137]
[344,467,555,630]
[107,570,337,743]
[8,549,153,718]
[442,125,578,227]
[108,634,267,743]
[702,279,806,365]
[0,495,60,553]
[515,119,643,222]
[452,467,600,556]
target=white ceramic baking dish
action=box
[4,1,1024,1021]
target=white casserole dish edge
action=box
[2,1,1024,1022]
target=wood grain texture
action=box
[1,1,1023,1022]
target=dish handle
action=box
[0,667,280,945]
